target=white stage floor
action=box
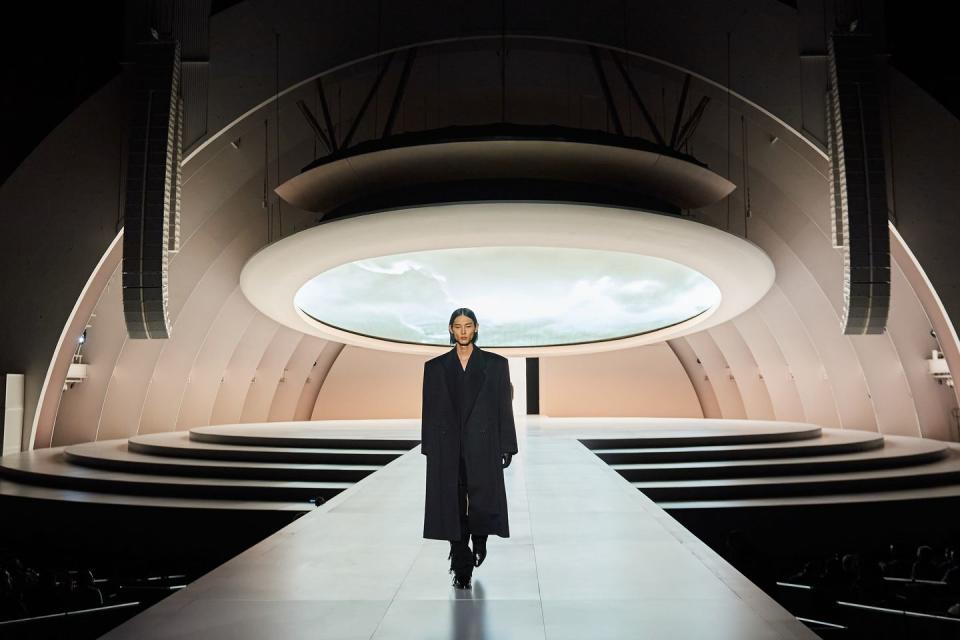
[100,416,819,640]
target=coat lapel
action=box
[462,347,489,424]
[440,346,489,425]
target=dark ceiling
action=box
[0,0,955,186]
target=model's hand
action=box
[471,534,488,567]
[502,452,512,468]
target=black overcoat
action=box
[421,346,518,541]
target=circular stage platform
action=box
[2,418,960,513]
[0,416,960,511]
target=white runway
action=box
[100,416,818,640]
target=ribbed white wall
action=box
[46,122,957,446]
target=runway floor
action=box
[99,416,819,640]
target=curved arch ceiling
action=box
[32,24,960,446]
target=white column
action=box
[3,374,24,455]
[507,357,526,417]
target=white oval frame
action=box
[240,203,775,356]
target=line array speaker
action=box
[826,31,890,335]
[122,40,183,339]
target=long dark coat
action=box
[421,346,518,541]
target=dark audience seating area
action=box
[770,537,960,638]
[0,545,187,638]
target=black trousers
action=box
[449,452,486,572]
[457,453,470,536]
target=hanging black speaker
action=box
[122,39,183,339]
[826,30,890,335]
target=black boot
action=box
[471,534,488,567]
[452,568,472,589]
[449,538,474,589]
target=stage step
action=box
[189,424,420,450]
[129,432,406,464]
[609,437,947,480]
[592,429,883,463]
[578,421,821,449]
[0,448,352,502]
[658,480,960,510]
[631,445,960,501]
[4,420,957,513]
[64,440,382,481]
[0,476,311,511]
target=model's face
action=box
[449,315,477,346]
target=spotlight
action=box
[79,330,87,345]
[928,350,953,387]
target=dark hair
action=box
[448,307,479,345]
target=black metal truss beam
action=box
[589,46,624,136]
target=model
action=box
[421,307,518,588]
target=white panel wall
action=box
[313,347,426,419]
[540,343,703,418]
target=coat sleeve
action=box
[420,362,432,456]
[498,358,518,455]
